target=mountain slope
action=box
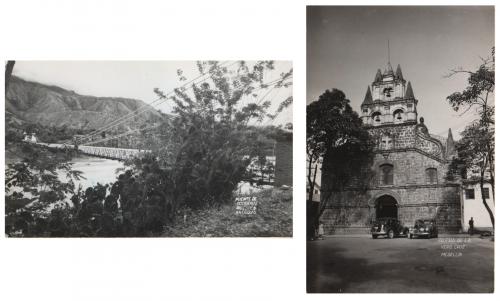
[6,76,163,132]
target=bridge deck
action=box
[35,142,149,160]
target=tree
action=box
[5,143,83,236]
[134,60,293,220]
[446,48,495,226]
[448,123,495,227]
[306,89,373,239]
[5,60,15,92]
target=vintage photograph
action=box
[307,6,494,293]
[5,60,293,237]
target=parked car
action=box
[371,218,409,239]
[409,219,438,239]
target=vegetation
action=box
[306,89,373,239]
[5,143,83,236]
[445,48,495,227]
[5,61,293,237]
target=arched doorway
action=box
[375,195,398,219]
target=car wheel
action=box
[387,230,394,239]
[372,235,377,239]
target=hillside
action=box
[5,76,163,132]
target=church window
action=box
[372,112,381,123]
[383,87,393,97]
[425,168,438,184]
[380,164,394,185]
[363,108,368,113]
[482,188,490,199]
[393,109,404,122]
[465,189,475,199]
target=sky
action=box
[307,6,494,138]
[12,60,293,126]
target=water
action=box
[61,155,125,190]
[66,156,271,195]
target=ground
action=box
[162,187,293,237]
[307,234,494,293]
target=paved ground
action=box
[307,235,494,293]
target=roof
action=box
[373,69,383,82]
[405,81,415,99]
[429,134,447,146]
[395,64,403,80]
[362,86,373,105]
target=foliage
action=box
[446,122,495,226]
[306,89,374,238]
[446,47,495,126]
[144,61,291,212]
[5,61,15,92]
[5,118,92,144]
[445,47,495,227]
[5,143,84,236]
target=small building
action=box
[23,132,37,143]
[462,166,494,231]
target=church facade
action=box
[321,62,463,234]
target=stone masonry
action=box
[321,62,462,234]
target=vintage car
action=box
[371,218,409,239]
[409,219,438,239]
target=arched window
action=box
[372,112,382,124]
[393,109,404,122]
[380,164,394,185]
[426,168,438,184]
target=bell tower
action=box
[360,60,418,127]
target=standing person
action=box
[469,217,474,235]
[318,223,325,240]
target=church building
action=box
[321,61,463,234]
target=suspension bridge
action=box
[26,61,292,163]
[33,142,150,161]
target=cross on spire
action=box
[388,39,390,63]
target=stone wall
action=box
[368,124,418,151]
[321,149,462,234]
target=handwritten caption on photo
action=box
[439,237,471,257]
[235,196,258,215]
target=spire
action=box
[384,62,394,75]
[405,81,414,99]
[446,128,456,158]
[362,86,373,105]
[374,69,382,82]
[387,39,391,63]
[395,64,403,80]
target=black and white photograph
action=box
[307,6,494,293]
[5,60,293,237]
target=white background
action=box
[0,0,497,300]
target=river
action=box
[61,155,125,189]
[62,155,270,194]
[6,152,271,197]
